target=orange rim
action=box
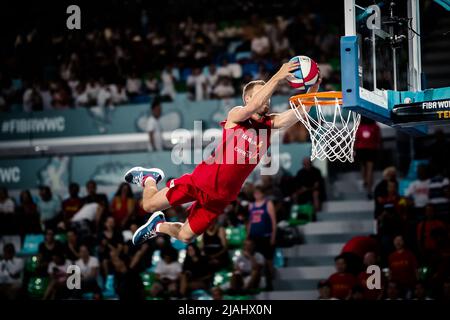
[289,91,342,106]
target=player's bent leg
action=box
[142,187,171,212]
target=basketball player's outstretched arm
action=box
[227,61,300,123]
[270,73,322,129]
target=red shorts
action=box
[165,174,229,235]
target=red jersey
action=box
[388,249,418,288]
[328,272,357,299]
[192,116,272,201]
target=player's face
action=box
[246,84,270,121]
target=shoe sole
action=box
[123,166,165,185]
[132,211,165,245]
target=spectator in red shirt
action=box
[385,280,402,300]
[354,117,381,199]
[327,254,357,299]
[341,235,379,275]
[357,251,384,300]
[111,183,136,228]
[388,235,419,293]
[62,183,83,226]
[417,204,447,257]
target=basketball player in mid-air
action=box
[125,60,320,245]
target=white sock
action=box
[155,222,162,233]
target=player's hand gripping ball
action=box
[286,55,320,90]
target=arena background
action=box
[0,0,449,301]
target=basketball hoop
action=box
[289,91,361,162]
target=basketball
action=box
[287,55,320,90]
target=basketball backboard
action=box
[341,0,450,134]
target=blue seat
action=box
[171,237,187,251]
[406,159,429,180]
[20,234,44,255]
[274,248,285,268]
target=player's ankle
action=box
[143,175,156,187]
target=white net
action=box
[289,95,361,162]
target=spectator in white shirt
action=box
[251,29,271,58]
[75,245,101,295]
[147,100,163,151]
[110,83,128,105]
[230,239,264,292]
[126,71,142,97]
[206,64,219,98]
[0,187,15,214]
[405,164,430,216]
[187,67,207,101]
[216,59,233,78]
[97,80,113,107]
[160,65,178,101]
[150,248,182,297]
[44,252,71,300]
[0,243,24,300]
[213,76,235,99]
[86,79,100,105]
[74,83,89,107]
[37,186,61,230]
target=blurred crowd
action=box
[0,157,326,300]
[0,2,341,112]
[317,133,450,301]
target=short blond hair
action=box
[242,80,266,104]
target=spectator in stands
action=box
[385,281,402,300]
[82,180,108,207]
[230,239,265,293]
[17,189,41,235]
[62,183,83,226]
[206,64,219,98]
[150,247,182,298]
[37,186,61,230]
[0,186,15,214]
[293,157,325,211]
[413,281,433,300]
[251,28,270,59]
[43,252,71,299]
[75,244,102,296]
[109,243,145,300]
[213,76,235,99]
[374,166,398,217]
[428,167,450,219]
[126,71,142,98]
[388,235,418,295]
[144,74,160,97]
[86,79,100,105]
[0,243,24,300]
[97,79,113,107]
[417,204,447,262]
[187,67,207,101]
[160,65,178,101]
[122,224,151,273]
[64,229,80,262]
[247,186,277,290]
[354,117,381,199]
[211,286,224,300]
[111,182,136,227]
[147,99,163,151]
[357,251,384,300]
[405,164,430,219]
[327,254,357,299]
[74,83,89,107]
[23,84,43,112]
[180,243,212,297]
[317,280,337,300]
[201,222,231,272]
[110,82,128,105]
[341,235,378,275]
[38,229,64,269]
[97,216,124,277]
